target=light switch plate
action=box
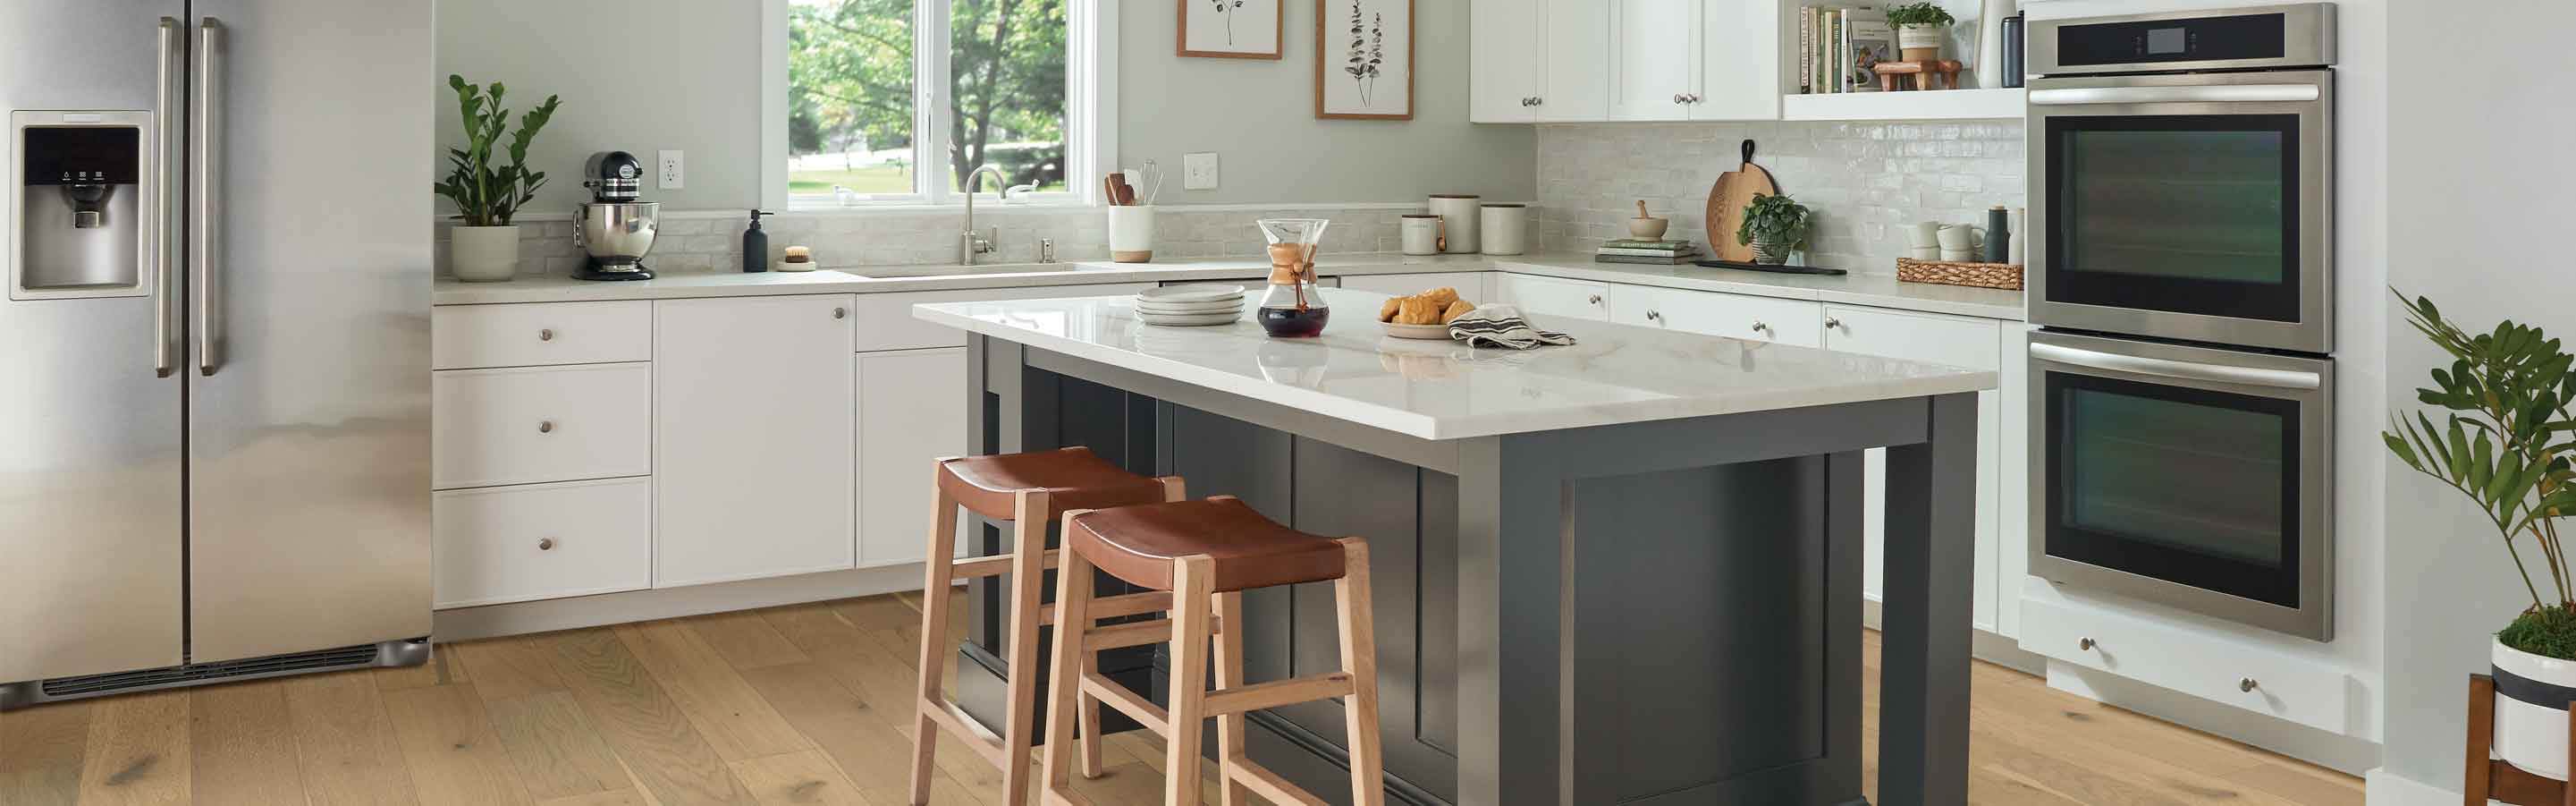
[1182,152,1219,191]
[657,149,684,190]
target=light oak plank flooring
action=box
[0,592,2366,805]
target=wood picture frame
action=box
[1178,0,1284,59]
[1315,0,1414,120]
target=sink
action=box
[844,262,1096,280]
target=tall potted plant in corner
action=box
[2383,291,2576,781]
[1736,193,1812,265]
[437,74,559,282]
[1886,2,1955,62]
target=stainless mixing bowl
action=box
[574,201,659,266]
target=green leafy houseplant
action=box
[1735,193,1812,264]
[436,74,561,227]
[2381,291,2576,658]
[1884,2,1956,28]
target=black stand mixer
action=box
[574,150,660,281]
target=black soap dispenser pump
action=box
[743,209,773,273]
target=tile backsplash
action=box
[1536,121,2027,273]
[437,205,1418,278]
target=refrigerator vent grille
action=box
[38,644,384,698]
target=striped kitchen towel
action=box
[1446,304,1576,350]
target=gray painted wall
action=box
[435,0,764,213]
[433,0,1534,213]
[1116,0,1535,203]
[2380,0,2572,794]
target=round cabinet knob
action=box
[538,420,555,434]
[1587,294,1603,305]
[1645,310,1662,322]
[2239,677,2259,692]
[833,307,848,319]
[537,538,556,551]
[1673,94,1685,105]
[2078,637,2097,650]
[1752,320,1770,333]
[538,328,555,342]
[1824,317,1843,329]
[1533,97,1544,106]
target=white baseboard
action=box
[432,563,930,641]
[2365,768,2456,806]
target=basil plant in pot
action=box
[1735,193,1812,265]
[2382,291,2576,780]
[1885,2,1956,61]
[437,75,560,282]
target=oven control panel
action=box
[2031,3,2335,76]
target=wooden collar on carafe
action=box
[1267,243,1316,284]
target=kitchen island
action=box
[915,288,1994,806]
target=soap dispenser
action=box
[742,209,773,273]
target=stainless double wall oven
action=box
[2025,4,2338,640]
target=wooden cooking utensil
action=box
[1704,139,1779,263]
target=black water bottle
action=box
[2001,13,2026,89]
[743,209,773,273]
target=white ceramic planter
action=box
[450,225,522,282]
[2494,637,2576,780]
[1897,24,1947,59]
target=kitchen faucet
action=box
[959,165,1009,265]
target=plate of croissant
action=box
[1377,286,1476,340]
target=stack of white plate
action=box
[1134,284,1246,327]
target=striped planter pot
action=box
[2494,637,2576,780]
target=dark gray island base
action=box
[949,335,1975,806]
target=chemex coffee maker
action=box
[574,150,658,281]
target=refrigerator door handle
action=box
[191,18,224,377]
[154,18,181,378]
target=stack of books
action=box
[1594,240,1702,265]
[1797,5,1893,95]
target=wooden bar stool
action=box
[1038,496,1384,806]
[912,446,1187,806]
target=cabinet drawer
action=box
[849,283,1153,352]
[1492,273,1609,321]
[1822,305,2000,369]
[433,301,652,369]
[1607,284,1822,347]
[433,363,653,489]
[2021,596,2351,734]
[434,478,652,608]
[1337,271,1492,303]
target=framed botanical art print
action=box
[1315,0,1413,119]
[1179,0,1283,59]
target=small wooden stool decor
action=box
[1876,60,1964,91]
[2466,673,2576,805]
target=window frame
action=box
[761,0,1115,211]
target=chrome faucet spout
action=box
[959,165,1010,265]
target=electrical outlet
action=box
[657,149,684,190]
[1183,152,1219,191]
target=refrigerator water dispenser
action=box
[11,111,154,300]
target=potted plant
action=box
[1886,2,1955,62]
[2383,291,2576,780]
[436,74,560,282]
[1735,193,1812,265]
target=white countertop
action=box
[435,252,2023,321]
[913,288,1997,440]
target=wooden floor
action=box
[0,591,2365,806]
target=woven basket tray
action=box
[1896,258,2023,291]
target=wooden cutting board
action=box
[1704,140,1778,263]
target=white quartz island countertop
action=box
[914,288,1997,440]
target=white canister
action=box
[1479,204,1529,256]
[1427,194,1481,254]
[1109,206,1155,263]
[1400,215,1445,256]
[449,225,521,282]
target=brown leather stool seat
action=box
[936,446,1170,520]
[1063,496,1347,592]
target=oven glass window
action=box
[2046,115,2302,322]
[2045,369,2301,607]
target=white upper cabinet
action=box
[1611,0,1698,121]
[1541,0,1613,121]
[1470,0,1542,123]
[1693,0,1782,121]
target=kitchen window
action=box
[763,0,1112,209]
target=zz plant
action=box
[2382,291,2576,658]
[1884,2,1956,28]
[436,74,561,227]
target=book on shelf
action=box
[1597,247,1702,258]
[1845,9,1890,93]
[1595,254,1698,266]
[1600,239,1697,250]
[1797,4,1882,95]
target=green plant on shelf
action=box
[435,74,560,228]
[1736,193,1813,250]
[1884,2,1956,29]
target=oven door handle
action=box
[2031,343,2322,391]
[2028,84,2321,106]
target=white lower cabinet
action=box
[654,294,858,587]
[1492,273,1609,320]
[1337,271,1493,302]
[1823,305,2007,633]
[2021,594,2352,734]
[433,478,653,608]
[857,347,972,567]
[432,363,654,490]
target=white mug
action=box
[1401,215,1444,256]
[1907,222,1942,249]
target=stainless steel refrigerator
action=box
[0,0,432,708]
